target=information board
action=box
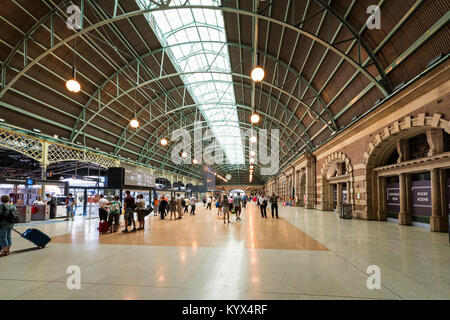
[386,182,400,213]
[124,168,155,187]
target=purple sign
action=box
[386,183,399,213]
[411,180,431,216]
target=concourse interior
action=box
[0,0,449,302]
[2,203,449,300]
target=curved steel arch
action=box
[148,120,283,180]
[312,0,391,93]
[0,5,389,103]
[71,71,332,144]
[139,108,298,166]
[70,40,331,144]
[114,80,315,155]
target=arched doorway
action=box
[320,152,354,214]
[364,113,450,231]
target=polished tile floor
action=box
[0,204,449,300]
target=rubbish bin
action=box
[340,204,352,219]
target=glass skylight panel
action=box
[137,0,245,164]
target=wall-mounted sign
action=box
[124,168,155,188]
[411,180,431,216]
[26,179,34,185]
[386,183,400,213]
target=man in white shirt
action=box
[190,196,196,215]
[258,195,267,218]
[98,194,109,222]
[206,196,212,210]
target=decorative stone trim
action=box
[363,113,450,166]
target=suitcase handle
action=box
[12,228,22,235]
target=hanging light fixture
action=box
[250,150,256,156]
[66,37,81,93]
[250,113,260,124]
[130,114,139,128]
[181,151,187,158]
[251,66,265,82]
[192,158,198,164]
[250,135,257,143]
[160,138,168,146]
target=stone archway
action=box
[320,152,354,213]
[363,113,450,226]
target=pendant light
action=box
[66,37,81,93]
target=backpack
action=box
[181,199,186,207]
[1,204,19,224]
[110,201,121,214]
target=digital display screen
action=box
[124,168,155,187]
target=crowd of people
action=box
[0,190,281,256]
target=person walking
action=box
[108,196,121,233]
[176,194,183,219]
[234,192,242,221]
[190,196,196,215]
[169,197,177,220]
[270,193,279,219]
[258,195,267,218]
[135,194,146,230]
[222,195,230,223]
[66,193,76,221]
[0,195,18,257]
[45,193,57,219]
[206,196,212,210]
[242,194,248,208]
[123,190,137,233]
[182,196,189,214]
[159,195,168,220]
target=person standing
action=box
[108,196,121,233]
[176,194,183,219]
[216,196,222,216]
[33,196,45,205]
[234,192,242,221]
[98,194,109,222]
[190,196,196,215]
[153,196,159,216]
[270,193,279,219]
[182,196,189,214]
[169,197,177,220]
[45,193,57,219]
[258,195,267,218]
[0,195,18,257]
[159,195,168,220]
[242,194,248,208]
[135,194,146,230]
[123,190,137,233]
[66,193,76,221]
[222,195,230,224]
[206,196,212,210]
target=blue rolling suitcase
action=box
[13,228,51,248]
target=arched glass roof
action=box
[137,0,245,165]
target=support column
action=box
[430,168,448,232]
[336,183,343,214]
[377,175,387,221]
[398,173,412,225]
[305,153,316,209]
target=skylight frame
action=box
[136,0,245,164]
